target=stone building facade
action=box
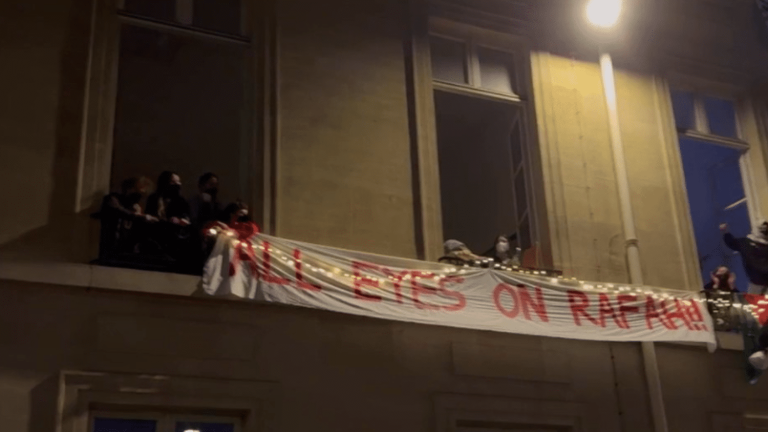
[2,0,768,430]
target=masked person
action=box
[484,234,521,267]
[722,221,768,295]
[99,177,157,259]
[146,171,191,225]
[146,171,193,264]
[189,172,221,227]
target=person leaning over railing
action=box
[145,171,193,266]
[189,172,222,228]
[98,176,158,260]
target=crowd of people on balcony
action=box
[98,171,249,273]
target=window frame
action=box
[116,0,251,41]
[671,87,757,221]
[89,410,242,432]
[427,17,546,265]
[434,393,583,432]
[76,0,276,255]
[665,74,768,294]
[673,89,745,149]
[58,371,276,432]
[429,31,523,103]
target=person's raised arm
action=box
[721,223,740,251]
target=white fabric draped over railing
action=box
[202,230,716,349]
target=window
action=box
[430,28,539,265]
[671,89,739,139]
[58,371,274,432]
[476,46,517,95]
[91,412,239,432]
[430,36,468,85]
[95,0,253,272]
[430,35,519,97]
[672,88,751,291]
[121,0,246,35]
[434,394,581,432]
[456,419,571,432]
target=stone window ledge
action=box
[0,260,199,297]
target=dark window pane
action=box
[671,90,696,131]
[93,418,157,432]
[514,169,528,222]
[123,0,176,21]
[111,24,247,207]
[510,121,523,168]
[704,96,738,138]
[678,137,749,292]
[478,46,516,94]
[435,91,518,252]
[518,216,531,250]
[175,421,235,432]
[430,36,468,84]
[194,0,242,35]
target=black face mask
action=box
[717,273,731,286]
[165,184,181,197]
[204,187,218,198]
[237,215,250,223]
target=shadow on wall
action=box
[0,0,98,264]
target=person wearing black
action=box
[99,177,157,259]
[146,171,192,264]
[146,171,191,225]
[189,172,222,227]
[721,221,768,295]
[221,200,251,226]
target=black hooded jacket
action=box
[724,233,768,285]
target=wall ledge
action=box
[0,260,199,297]
[0,260,749,352]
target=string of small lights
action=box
[208,225,761,320]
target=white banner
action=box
[203,229,716,348]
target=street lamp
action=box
[586,0,622,28]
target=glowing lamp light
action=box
[586,0,621,28]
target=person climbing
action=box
[721,221,768,295]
